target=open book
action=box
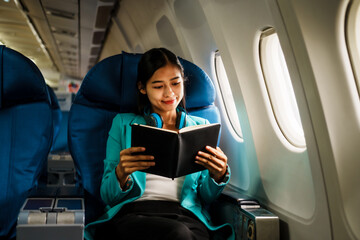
[131,123,221,178]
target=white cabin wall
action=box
[168,0,213,69]
[100,0,191,59]
[168,0,250,191]
[276,0,360,239]
[200,0,332,239]
[99,17,132,61]
[198,0,263,195]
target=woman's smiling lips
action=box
[162,99,176,105]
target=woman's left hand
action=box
[196,146,228,183]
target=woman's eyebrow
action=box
[151,76,180,84]
[151,80,164,84]
[170,76,180,81]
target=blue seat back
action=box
[68,51,220,222]
[47,85,62,151]
[0,46,53,238]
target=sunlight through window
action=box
[214,51,242,138]
[260,29,306,148]
[346,0,360,95]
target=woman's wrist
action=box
[211,166,229,184]
[115,165,129,189]
[212,174,225,184]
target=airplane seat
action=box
[37,85,62,184]
[68,53,124,224]
[0,45,53,239]
[68,51,221,224]
[47,85,62,151]
[45,85,77,186]
[51,110,70,152]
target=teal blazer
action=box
[85,113,234,240]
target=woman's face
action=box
[139,63,184,115]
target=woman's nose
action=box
[164,85,175,96]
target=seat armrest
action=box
[210,189,279,240]
[17,186,85,240]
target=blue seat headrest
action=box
[47,85,60,110]
[74,51,216,111]
[0,45,49,109]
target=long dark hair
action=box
[137,48,186,114]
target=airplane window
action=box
[260,29,306,148]
[346,0,360,95]
[214,51,243,138]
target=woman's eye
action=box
[153,85,163,89]
[172,81,181,86]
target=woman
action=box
[87,48,233,240]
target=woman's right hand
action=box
[116,147,155,188]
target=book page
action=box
[179,123,220,133]
[132,124,178,134]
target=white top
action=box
[135,173,185,202]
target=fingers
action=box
[119,159,155,172]
[195,146,227,182]
[120,147,154,161]
[195,155,224,172]
[195,152,226,171]
[216,146,225,154]
[196,146,227,166]
[120,147,147,157]
[202,146,226,160]
[117,147,155,177]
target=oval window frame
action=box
[213,51,243,139]
[259,28,306,148]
